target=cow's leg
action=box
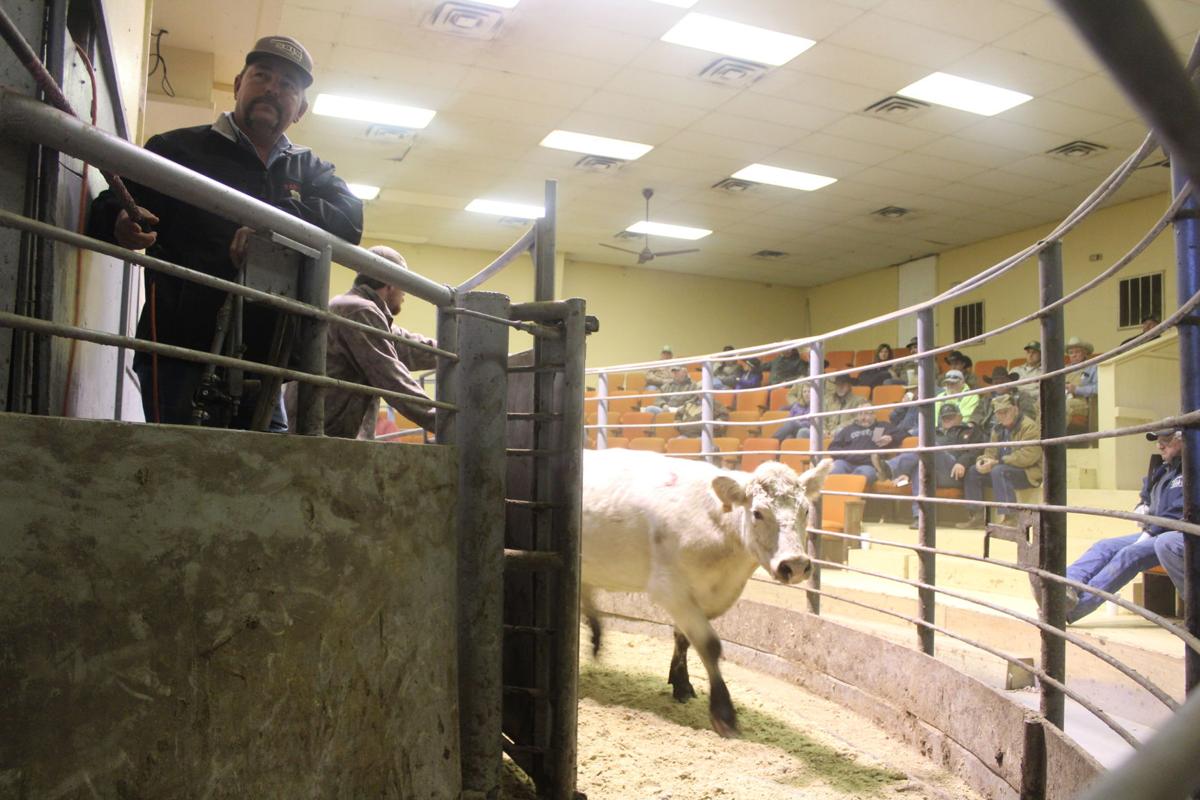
[581,584,602,656]
[667,628,696,702]
[650,586,738,737]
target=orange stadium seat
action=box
[820,474,868,534]
[825,350,855,371]
[619,411,655,439]
[769,385,801,410]
[1009,357,1026,369]
[851,385,871,400]
[654,411,679,439]
[726,410,762,441]
[629,437,666,453]
[780,438,813,472]
[871,384,906,421]
[853,349,877,367]
[735,388,770,413]
[602,436,629,449]
[739,437,779,472]
[623,372,647,392]
[604,391,640,416]
[759,410,790,438]
[665,437,702,456]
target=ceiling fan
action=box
[598,187,701,264]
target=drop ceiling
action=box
[146,0,1200,287]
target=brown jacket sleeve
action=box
[341,309,436,432]
[1001,417,1043,469]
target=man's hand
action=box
[976,457,997,475]
[877,434,893,447]
[950,463,966,480]
[114,206,159,250]
[1065,382,1077,396]
[229,226,256,268]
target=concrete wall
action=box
[0,413,461,798]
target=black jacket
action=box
[89,116,363,365]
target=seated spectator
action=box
[768,347,805,385]
[946,350,980,389]
[1064,336,1096,428]
[823,374,869,436]
[642,365,728,435]
[1011,340,1042,407]
[873,403,986,528]
[771,379,814,442]
[1050,429,1183,623]
[735,357,765,389]
[710,345,743,388]
[828,408,894,484]
[644,345,675,391]
[1121,314,1163,346]
[957,394,1042,528]
[856,343,907,389]
[934,370,986,428]
[982,367,1036,422]
[903,336,918,351]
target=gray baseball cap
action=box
[1146,428,1180,441]
[246,35,314,87]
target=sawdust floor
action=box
[503,627,984,800]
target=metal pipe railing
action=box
[0,89,454,307]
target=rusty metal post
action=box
[1172,158,1200,692]
[1038,240,1068,729]
[451,291,511,798]
[294,243,331,435]
[806,341,824,615]
[534,180,557,302]
[916,307,937,655]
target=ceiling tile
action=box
[873,0,1042,41]
[998,97,1128,138]
[820,114,943,150]
[993,16,1102,71]
[474,46,623,88]
[701,0,867,40]
[961,168,1062,196]
[790,42,928,92]
[826,12,982,67]
[554,110,683,146]
[943,45,1088,96]
[879,151,985,181]
[747,70,885,113]
[789,132,904,166]
[914,134,1028,169]
[1044,74,1136,116]
[659,130,781,162]
[690,112,809,148]
[715,93,844,130]
[456,68,594,109]
[952,118,1069,153]
[603,68,740,110]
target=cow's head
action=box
[711,459,833,584]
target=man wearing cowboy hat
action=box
[1051,428,1184,623]
[945,350,980,389]
[89,35,363,430]
[957,394,1042,528]
[1065,336,1097,427]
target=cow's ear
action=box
[798,458,834,502]
[711,475,748,513]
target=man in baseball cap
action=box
[89,33,362,431]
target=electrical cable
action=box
[146,28,174,98]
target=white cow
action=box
[581,447,832,737]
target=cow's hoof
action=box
[710,713,740,739]
[671,682,697,702]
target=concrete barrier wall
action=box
[595,593,1103,800]
[0,413,461,798]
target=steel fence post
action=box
[916,307,937,656]
[807,342,824,615]
[294,243,331,435]
[1039,240,1068,730]
[701,361,715,461]
[596,372,609,449]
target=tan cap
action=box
[991,394,1015,411]
[246,35,314,87]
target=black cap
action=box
[1146,429,1180,441]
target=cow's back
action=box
[582,448,730,594]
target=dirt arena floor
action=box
[504,627,985,799]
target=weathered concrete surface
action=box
[0,413,460,799]
[594,592,1103,800]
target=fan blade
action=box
[598,243,643,256]
[652,248,701,258]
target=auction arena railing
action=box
[585,7,1199,798]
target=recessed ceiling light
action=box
[660,13,815,67]
[731,164,836,191]
[466,198,545,219]
[897,72,1032,116]
[539,130,654,161]
[313,94,437,129]
[626,220,711,240]
[649,0,699,7]
[347,183,381,200]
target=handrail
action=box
[0,89,455,307]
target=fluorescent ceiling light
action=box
[897,72,1032,116]
[660,13,815,67]
[313,94,437,129]
[539,130,654,161]
[347,183,381,200]
[473,0,520,6]
[466,198,545,219]
[650,0,699,7]
[732,164,837,191]
[627,220,711,240]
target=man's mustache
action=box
[248,97,284,119]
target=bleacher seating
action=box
[975,359,1009,381]
[623,372,646,392]
[825,350,855,371]
[853,349,876,367]
[851,385,871,400]
[871,384,906,421]
[629,437,666,453]
[654,411,679,439]
[739,437,779,472]
[780,438,813,472]
[665,436,702,456]
[735,388,769,413]
[768,387,794,411]
[726,410,761,441]
[759,410,790,438]
[619,410,654,439]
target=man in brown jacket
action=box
[957,394,1042,528]
[287,245,436,438]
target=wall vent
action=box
[872,205,911,220]
[862,95,931,120]
[1045,140,1108,159]
[711,177,756,193]
[751,249,789,260]
[363,124,415,161]
[423,1,507,40]
[613,230,642,241]
[698,57,769,87]
[497,216,531,227]
[574,155,625,173]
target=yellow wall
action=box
[333,241,809,369]
[806,266,901,356]
[935,192,1177,363]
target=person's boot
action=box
[872,454,892,481]
[955,513,985,529]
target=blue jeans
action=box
[831,459,877,484]
[773,417,813,442]
[964,463,1033,515]
[1066,532,1160,622]
[134,357,287,432]
[1153,532,1187,594]
[886,452,962,517]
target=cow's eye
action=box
[753,510,763,520]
